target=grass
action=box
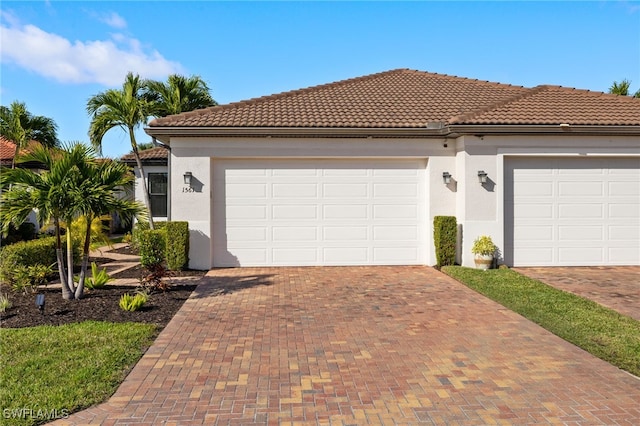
[442,266,640,377]
[0,321,156,426]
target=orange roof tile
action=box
[0,136,17,165]
[148,69,640,130]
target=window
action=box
[148,173,168,218]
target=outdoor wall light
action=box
[183,171,193,186]
[35,293,45,314]
[477,170,488,184]
[442,172,452,184]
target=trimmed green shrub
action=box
[433,216,457,267]
[138,230,166,269]
[165,221,189,270]
[132,221,167,250]
[0,237,79,285]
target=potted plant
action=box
[471,235,496,270]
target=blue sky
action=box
[1,1,639,158]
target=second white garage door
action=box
[505,157,640,266]
[212,159,428,266]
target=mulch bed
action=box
[0,247,206,329]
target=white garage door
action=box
[505,157,640,266]
[212,159,428,266]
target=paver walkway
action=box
[515,266,640,321]
[54,266,640,425]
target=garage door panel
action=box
[558,247,604,263]
[374,226,418,241]
[324,247,368,263]
[272,226,317,241]
[558,181,603,196]
[373,247,419,262]
[558,203,603,219]
[609,203,639,218]
[227,227,267,242]
[227,205,267,219]
[213,159,427,266]
[323,204,368,219]
[514,181,553,196]
[506,157,640,266]
[514,203,553,218]
[609,225,640,241]
[272,248,318,264]
[610,247,640,263]
[558,225,603,240]
[514,225,553,240]
[272,183,318,198]
[324,183,368,197]
[272,205,318,220]
[324,226,368,241]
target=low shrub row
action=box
[0,237,80,288]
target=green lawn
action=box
[442,266,640,377]
[0,321,156,426]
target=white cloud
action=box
[0,12,184,87]
[97,11,127,29]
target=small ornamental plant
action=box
[119,290,149,312]
[471,235,497,256]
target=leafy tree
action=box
[609,79,640,98]
[71,154,145,298]
[0,101,59,168]
[1,144,82,298]
[0,143,145,299]
[144,74,216,117]
[87,72,156,229]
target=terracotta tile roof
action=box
[451,85,640,125]
[148,68,640,130]
[0,136,17,162]
[121,146,168,163]
[149,69,530,128]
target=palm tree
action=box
[87,72,156,229]
[0,101,59,168]
[72,154,145,299]
[1,143,146,299]
[144,74,217,117]
[609,79,640,98]
[0,144,81,299]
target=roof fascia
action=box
[449,124,640,136]
[145,126,450,143]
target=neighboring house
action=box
[0,136,42,232]
[121,146,169,223]
[0,136,17,167]
[145,69,640,270]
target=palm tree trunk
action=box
[75,216,93,300]
[129,127,155,230]
[55,217,73,300]
[66,223,75,295]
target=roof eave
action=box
[449,124,640,136]
[145,126,451,143]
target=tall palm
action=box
[73,154,145,299]
[0,101,59,168]
[0,144,82,299]
[144,74,217,117]
[87,72,155,229]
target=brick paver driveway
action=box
[56,267,640,425]
[514,266,640,321]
